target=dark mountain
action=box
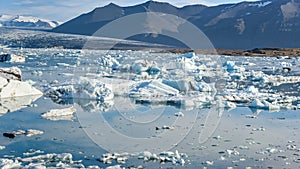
[53,0,300,49]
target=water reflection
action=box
[0,95,42,116]
[74,97,224,154]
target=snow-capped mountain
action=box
[0,15,61,29]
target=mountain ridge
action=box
[52,0,300,49]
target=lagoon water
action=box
[0,48,299,168]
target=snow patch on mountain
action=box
[249,1,272,8]
[0,15,61,28]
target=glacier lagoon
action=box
[0,46,300,168]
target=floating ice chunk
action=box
[130,60,157,75]
[218,101,236,109]
[22,153,73,163]
[281,62,292,68]
[106,165,124,169]
[245,86,259,95]
[0,53,26,63]
[99,55,120,69]
[179,52,196,59]
[0,67,22,81]
[249,99,265,108]
[46,77,114,101]
[0,159,21,169]
[226,149,240,156]
[42,107,76,121]
[175,111,184,117]
[223,61,245,73]
[130,80,179,98]
[3,129,44,138]
[25,129,44,137]
[0,77,43,98]
[205,160,214,165]
[23,150,44,156]
[0,146,5,150]
[249,99,280,110]
[162,79,215,93]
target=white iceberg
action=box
[0,77,43,98]
[99,55,120,69]
[0,53,26,63]
[162,79,215,92]
[46,77,114,101]
[42,107,76,121]
[223,61,245,73]
[249,99,280,110]
[130,80,179,98]
[0,159,21,169]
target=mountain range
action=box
[51,0,299,49]
[0,15,60,29]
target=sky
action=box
[0,0,261,22]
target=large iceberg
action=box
[0,67,42,98]
[0,67,43,115]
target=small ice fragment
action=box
[220,156,226,160]
[42,107,76,121]
[26,129,44,137]
[205,160,214,165]
[175,112,184,117]
[266,148,278,154]
[161,125,174,130]
[0,159,21,168]
[0,146,5,150]
[106,165,124,169]
[252,127,265,131]
[226,149,240,156]
[23,150,44,156]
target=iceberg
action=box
[0,53,26,63]
[130,80,179,98]
[162,79,215,92]
[0,77,42,98]
[46,77,114,102]
[249,99,280,110]
[42,107,76,121]
[223,61,245,73]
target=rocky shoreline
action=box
[165,48,300,57]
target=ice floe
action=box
[42,107,76,121]
[249,99,280,110]
[0,152,97,168]
[3,129,44,138]
[100,150,188,166]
